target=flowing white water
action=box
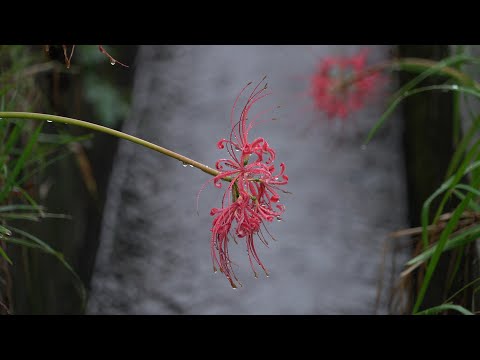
[88,45,408,314]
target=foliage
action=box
[367,47,480,315]
[0,45,85,313]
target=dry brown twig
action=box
[44,45,129,68]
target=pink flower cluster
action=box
[310,49,380,119]
[209,78,288,288]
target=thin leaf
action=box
[0,124,43,203]
[366,84,480,145]
[17,151,71,188]
[7,225,86,308]
[452,190,480,212]
[407,223,480,266]
[0,236,44,250]
[446,114,480,178]
[3,121,24,155]
[8,225,56,253]
[0,204,45,213]
[444,276,480,304]
[430,139,480,238]
[445,244,464,294]
[0,212,71,221]
[0,224,12,236]
[421,160,480,249]
[413,175,480,313]
[0,245,13,265]
[455,184,480,198]
[391,54,480,103]
[415,303,473,315]
[13,187,43,214]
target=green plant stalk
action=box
[445,244,464,296]
[452,46,466,147]
[453,90,462,147]
[446,115,480,179]
[336,56,479,94]
[420,159,480,254]
[0,124,43,203]
[393,58,476,87]
[363,54,480,146]
[444,276,480,305]
[413,173,480,313]
[414,303,473,315]
[430,138,480,236]
[407,222,480,267]
[453,189,480,212]
[0,112,221,178]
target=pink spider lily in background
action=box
[310,49,381,120]
[208,78,289,288]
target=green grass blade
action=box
[3,121,25,155]
[37,132,93,146]
[0,204,45,213]
[445,244,464,294]
[415,303,473,315]
[455,184,480,197]
[0,236,44,250]
[0,212,71,221]
[0,213,41,221]
[8,226,56,253]
[0,245,13,265]
[421,160,480,249]
[452,189,480,212]
[13,187,43,214]
[407,223,480,266]
[446,115,480,178]
[444,276,480,304]
[413,177,480,313]
[452,47,465,148]
[7,225,86,309]
[0,124,43,203]
[431,139,480,231]
[17,151,71,188]
[0,224,12,236]
[366,85,480,145]
[392,54,473,96]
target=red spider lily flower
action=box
[208,78,289,288]
[310,49,381,119]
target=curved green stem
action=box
[0,112,220,178]
[336,57,479,92]
[393,57,476,86]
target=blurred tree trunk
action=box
[399,45,477,312]
[9,46,138,314]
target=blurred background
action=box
[0,45,476,314]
